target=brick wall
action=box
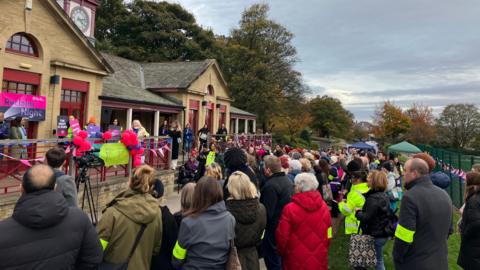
[0,170,175,221]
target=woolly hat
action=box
[151,179,165,199]
[347,158,363,173]
[88,116,96,124]
[291,151,302,160]
[430,171,451,189]
[279,156,290,169]
[224,147,247,170]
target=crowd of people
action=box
[0,140,479,270]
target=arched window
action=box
[5,33,38,57]
[207,85,215,96]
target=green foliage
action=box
[222,4,309,131]
[436,104,480,149]
[373,101,412,142]
[95,0,222,62]
[309,95,354,138]
[299,129,311,143]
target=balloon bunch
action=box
[102,131,113,141]
[72,130,92,156]
[120,130,145,167]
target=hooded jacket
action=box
[0,190,102,269]
[172,201,235,270]
[223,147,259,197]
[276,191,332,270]
[226,198,267,270]
[338,182,370,234]
[393,176,452,270]
[97,189,162,270]
[458,190,480,270]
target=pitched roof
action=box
[101,54,182,107]
[142,60,215,89]
[230,106,256,117]
[46,0,113,74]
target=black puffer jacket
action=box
[458,191,480,270]
[226,199,267,270]
[355,189,391,237]
[0,190,102,269]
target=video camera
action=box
[77,150,104,169]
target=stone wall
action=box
[0,169,175,221]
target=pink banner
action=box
[0,92,46,121]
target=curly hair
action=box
[129,165,156,193]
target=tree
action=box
[436,104,480,149]
[309,95,354,138]
[95,0,222,62]
[405,104,436,145]
[372,101,411,141]
[223,4,308,131]
[272,99,312,139]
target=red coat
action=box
[276,190,332,270]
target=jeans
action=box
[374,237,388,270]
[262,229,282,270]
[184,140,192,153]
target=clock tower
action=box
[56,0,100,43]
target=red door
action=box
[60,79,88,126]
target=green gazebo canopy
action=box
[388,141,422,154]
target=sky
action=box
[165,0,480,121]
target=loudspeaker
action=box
[50,75,60,85]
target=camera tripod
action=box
[75,165,98,225]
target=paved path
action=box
[163,191,268,270]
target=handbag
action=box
[225,239,242,270]
[348,222,377,268]
[99,223,148,270]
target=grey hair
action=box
[294,173,319,192]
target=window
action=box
[61,89,84,103]
[207,85,214,95]
[5,33,38,57]
[2,80,37,95]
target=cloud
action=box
[164,0,480,121]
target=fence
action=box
[418,144,480,208]
[205,133,273,151]
[0,136,172,195]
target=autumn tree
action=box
[272,99,312,139]
[405,104,436,144]
[436,104,480,149]
[223,4,308,131]
[372,101,411,141]
[309,95,354,138]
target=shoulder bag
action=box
[99,223,148,270]
[348,221,377,268]
[225,239,242,270]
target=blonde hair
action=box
[227,171,258,200]
[180,182,196,213]
[206,162,223,180]
[299,158,312,172]
[367,170,388,191]
[132,119,142,128]
[129,165,155,193]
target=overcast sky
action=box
[166,0,480,121]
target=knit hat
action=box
[347,158,363,173]
[430,171,451,189]
[291,151,302,160]
[224,147,247,170]
[279,156,290,169]
[88,117,96,124]
[151,179,164,199]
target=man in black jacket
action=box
[393,158,453,270]
[260,156,294,270]
[0,165,103,270]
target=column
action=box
[153,111,160,136]
[244,119,248,134]
[235,118,239,134]
[253,120,256,134]
[126,108,133,130]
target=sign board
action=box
[0,93,46,121]
[57,116,69,137]
[69,119,81,136]
[108,125,121,137]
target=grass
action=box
[329,211,462,270]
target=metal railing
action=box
[418,144,479,208]
[0,136,172,195]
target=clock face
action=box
[71,6,90,33]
